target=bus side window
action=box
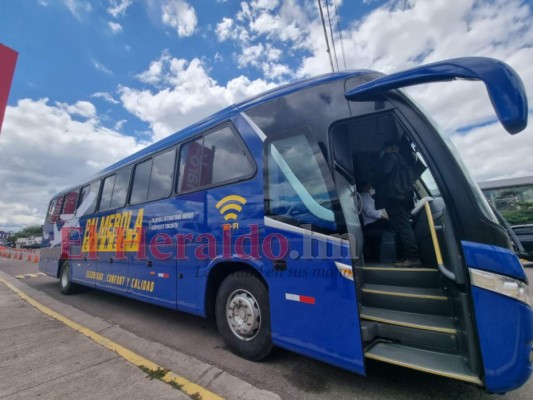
[130,158,152,205]
[131,148,176,205]
[99,168,131,212]
[266,131,337,233]
[177,125,254,193]
[48,196,64,224]
[148,148,175,201]
[62,190,79,215]
[78,180,101,216]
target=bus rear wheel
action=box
[215,271,272,361]
[59,261,78,295]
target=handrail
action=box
[412,197,456,281]
[423,200,456,281]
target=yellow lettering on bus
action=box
[80,209,144,254]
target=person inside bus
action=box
[373,141,420,267]
[360,181,390,260]
[361,181,389,229]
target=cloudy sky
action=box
[0,0,532,231]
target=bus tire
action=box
[215,271,272,361]
[59,261,78,295]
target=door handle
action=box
[147,260,153,268]
[109,258,113,264]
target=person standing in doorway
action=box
[374,141,420,267]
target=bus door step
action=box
[365,342,481,385]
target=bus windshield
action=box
[405,93,499,225]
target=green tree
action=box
[7,225,43,245]
[501,201,533,225]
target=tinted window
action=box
[99,175,115,212]
[177,126,254,192]
[78,180,101,216]
[99,168,131,212]
[130,149,175,204]
[245,80,350,146]
[130,159,152,205]
[110,169,131,209]
[47,196,64,223]
[266,131,337,232]
[62,191,79,215]
[148,149,175,201]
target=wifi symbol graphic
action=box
[216,195,247,221]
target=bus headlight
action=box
[470,268,533,308]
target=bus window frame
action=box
[128,146,178,206]
[61,188,81,215]
[175,122,257,196]
[77,179,103,217]
[263,127,343,235]
[97,167,132,213]
[47,196,63,224]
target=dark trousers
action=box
[365,219,390,231]
[386,200,418,259]
[363,219,391,261]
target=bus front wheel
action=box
[59,261,78,295]
[215,272,272,361]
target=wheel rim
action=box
[61,266,69,288]
[225,289,261,341]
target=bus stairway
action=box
[356,265,481,384]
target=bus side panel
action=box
[39,221,61,277]
[265,227,365,375]
[194,181,266,315]
[39,246,61,277]
[127,202,178,309]
[471,287,533,393]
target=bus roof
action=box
[54,70,374,197]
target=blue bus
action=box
[40,57,532,393]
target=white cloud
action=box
[251,0,280,11]
[214,52,223,62]
[215,0,309,81]
[450,120,533,182]
[63,0,92,20]
[107,0,133,18]
[92,59,113,75]
[91,91,120,105]
[56,100,97,119]
[215,17,235,41]
[0,99,144,231]
[114,119,127,131]
[108,21,123,33]
[161,0,197,37]
[119,52,277,141]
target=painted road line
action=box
[16,273,46,279]
[0,278,224,400]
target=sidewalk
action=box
[0,281,189,400]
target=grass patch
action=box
[168,380,184,390]
[138,365,170,380]
[139,365,204,400]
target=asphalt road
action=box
[2,259,532,400]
